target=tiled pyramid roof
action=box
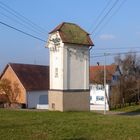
[49,22,94,46]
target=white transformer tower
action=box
[46,22,94,111]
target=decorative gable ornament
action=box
[47,32,61,52]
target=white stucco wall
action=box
[47,32,90,90]
[47,32,64,90]
[90,84,110,110]
[64,44,89,90]
[27,91,48,109]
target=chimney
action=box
[97,62,99,66]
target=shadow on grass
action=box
[118,108,140,116]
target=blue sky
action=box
[0,0,140,72]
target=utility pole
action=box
[104,53,110,115]
[104,53,107,115]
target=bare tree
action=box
[114,52,140,106]
[110,85,121,108]
[0,78,21,104]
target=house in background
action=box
[0,63,49,109]
[89,64,121,110]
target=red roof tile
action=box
[90,65,118,83]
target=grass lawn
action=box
[0,109,140,140]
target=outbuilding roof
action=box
[49,22,94,46]
[0,63,49,91]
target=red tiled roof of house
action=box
[1,63,49,91]
[49,22,94,46]
[90,65,118,83]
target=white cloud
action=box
[136,31,140,35]
[99,34,115,40]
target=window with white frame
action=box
[96,85,104,90]
[96,96,104,101]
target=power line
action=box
[88,0,112,32]
[0,1,49,33]
[0,1,48,35]
[0,21,46,42]
[92,46,140,51]
[0,11,45,35]
[90,51,140,58]
[0,4,46,36]
[80,0,112,46]
[90,47,140,56]
[89,0,127,55]
[90,0,119,35]
[93,0,126,38]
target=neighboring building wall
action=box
[48,90,90,111]
[27,90,48,109]
[112,69,121,85]
[90,84,109,110]
[1,66,26,103]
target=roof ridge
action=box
[9,63,48,67]
[49,22,89,34]
[90,65,117,67]
[62,22,89,34]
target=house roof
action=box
[0,63,49,91]
[49,22,94,46]
[90,65,119,83]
